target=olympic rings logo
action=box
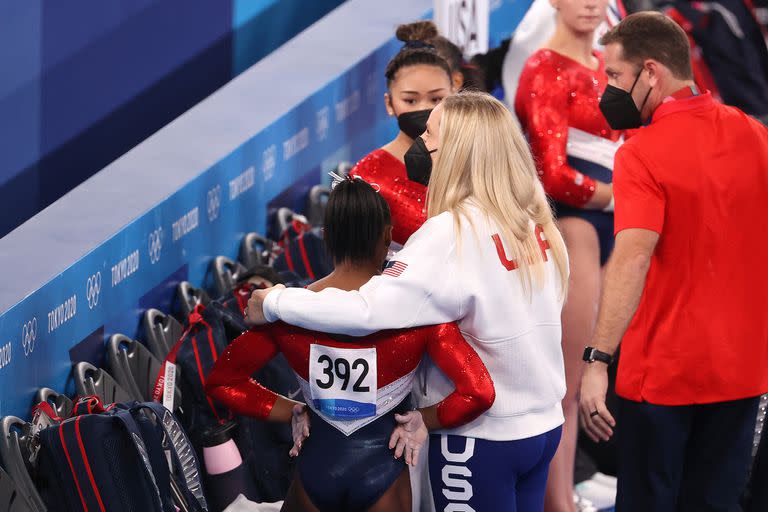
[148,228,163,264]
[86,272,102,310]
[262,145,277,182]
[22,318,37,356]
[207,185,221,222]
[316,107,330,142]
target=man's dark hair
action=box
[600,12,694,80]
[323,178,391,265]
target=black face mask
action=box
[396,109,432,140]
[599,71,652,130]
[404,136,437,186]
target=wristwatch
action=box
[583,346,613,365]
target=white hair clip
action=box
[328,171,346,190]
[327,171,380,193]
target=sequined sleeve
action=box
[426,323,495,428]
[516,57,597,207]
[205,327,280,420]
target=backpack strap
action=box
[295,233,316,280]
[191,312,229,423]
[152,305,205,403]
[281,238,296,272]
[31,401,63,424]
[128,403,208,512]
[108,407,166,510]
[70,396,107,417]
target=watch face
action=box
[583,347,595,362]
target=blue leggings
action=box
[429,427,562,512]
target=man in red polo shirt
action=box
[578,11,768,512]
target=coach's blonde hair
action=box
[426,91,568,295]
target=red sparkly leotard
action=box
[515,49,622,207]
[350,149,427,246]
[206,322,494,434]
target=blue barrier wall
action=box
[0,0,346,238]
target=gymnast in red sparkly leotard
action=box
[206,178,493,512]
[350,21,455,247]
[516,49,621,210]
[513,2,624,510]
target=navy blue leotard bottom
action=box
[297,397,411,512]
[554,156,614,266]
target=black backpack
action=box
[35,397,207,512]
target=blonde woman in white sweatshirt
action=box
[248,91,569,512]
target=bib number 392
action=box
[309,345,377,420]
[315,355,371,392]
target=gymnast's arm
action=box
[419,323,495,430]
[205,327,301,423]
[516,57,612,209]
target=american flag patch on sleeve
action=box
[383,261,408,277]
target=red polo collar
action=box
[669,86,697,101]
[651,90,715,123]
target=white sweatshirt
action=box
[263,203,567,441]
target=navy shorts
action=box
[429,427,562,512]
[297,397,411,512]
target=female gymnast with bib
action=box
[207,178,494,512]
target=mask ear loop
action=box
[638,85,652,114]
[628,68,643,94]
[417,136,438,154]
[632,68,653,118]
